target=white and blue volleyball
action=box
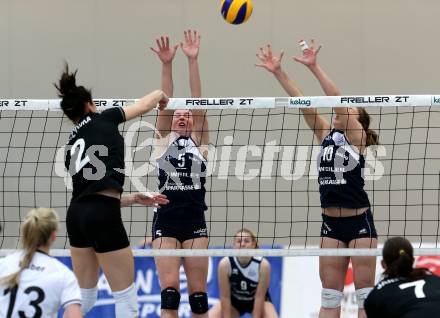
[221,0,253,25]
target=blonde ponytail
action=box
[0,208,58,288]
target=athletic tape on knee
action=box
[80,286,98,314]
[189,292,208,314]
[355,287,373,309]
[113,283,138,318]
[161,287,181,310]
[321,288,343,309]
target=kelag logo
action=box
[432,96,440,105]
[289,98,311,107]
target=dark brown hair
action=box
[54,63,92,122]
[357,107,379,147]
[382,237,429,280]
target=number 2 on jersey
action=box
[70,138,90,174]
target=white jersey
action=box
[0,251,81,318]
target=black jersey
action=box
[228,256,264,302]
[156,135,207,213]
[64,107,126,199]
[318,129,370,208]
[365,274,440,318]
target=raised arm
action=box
[122,89,168,121]
[150,36,179,137]
[256,44,330,142]
[181,29,209,146]
[294,40,364,145]
[218,258,233,318]
[294,40,341,96]
[252,259,271,318]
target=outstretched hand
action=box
[255,44,284,74]
[293,39,322,67]
[133,192,169,207]
[150,36,179,64]
[181,29,201,59]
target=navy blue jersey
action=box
[65,107,125,199]
[228,256,263,302]
[318,129,370,208]
[365,274,440,318]
[156,135,207,213]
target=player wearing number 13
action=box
[0,208,82,318]
[364,237,440,318]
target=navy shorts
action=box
[152,207,208,243]
[231,292,272,316]
[66,194,130,253]
[321,209,378,245]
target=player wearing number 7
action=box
[57,64,169,318]
[365,237,440,317]
[0,208,82,318]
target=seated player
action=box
[365,236,440,317]
[0,208,82,318]
[209,228,279,318]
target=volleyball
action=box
[220,0,253,25]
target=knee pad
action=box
[161,287,180,310]
[113,283,138,318]
[355,287,373,309]
[321,288,343,309]
[80,286,98,314]
[189,292,208,314]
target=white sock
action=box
[113,283,138,318]
[80,286,98,314]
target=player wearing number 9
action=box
[0,208,82,318]
[364,237,440,317]
[209,229,278,318]
[57,64,169,318]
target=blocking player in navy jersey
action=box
[150,30,210,318]
[256,41,378,318]
[365,237,440,317]
[57,64,169,318]
[0,208,82,318]
[209,229,279,318]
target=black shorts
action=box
[231,292,272,316]
[152,207,208,243]
[66,194,130,253]
[321,209,378,245]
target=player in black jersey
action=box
[365,237,440,317]
[209,229,279,318]
[256,41,378,318]
[150,30,210,318]
[56,64,169,318]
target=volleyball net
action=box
[0,95,439,256]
